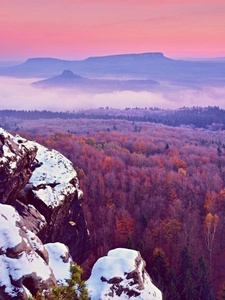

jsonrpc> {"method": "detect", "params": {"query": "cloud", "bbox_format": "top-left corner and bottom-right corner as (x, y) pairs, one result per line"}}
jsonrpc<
(0, 77), (225, 113)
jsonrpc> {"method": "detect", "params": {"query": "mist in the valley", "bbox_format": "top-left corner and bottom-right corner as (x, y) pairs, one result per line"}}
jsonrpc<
(0, 77), (225, 112)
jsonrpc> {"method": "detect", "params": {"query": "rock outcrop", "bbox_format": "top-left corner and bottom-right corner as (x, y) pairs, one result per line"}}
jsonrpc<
(0, 127), (90, 265)
(0, 126), (89, 298)
(87, 248), (162, 300)
(0, 128), (37, 204)
(0, 203), (56, 299)
(20, 138), (90, 264)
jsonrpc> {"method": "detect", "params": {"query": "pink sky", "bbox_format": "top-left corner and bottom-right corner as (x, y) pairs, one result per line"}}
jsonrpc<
(0, 0), (224, 60)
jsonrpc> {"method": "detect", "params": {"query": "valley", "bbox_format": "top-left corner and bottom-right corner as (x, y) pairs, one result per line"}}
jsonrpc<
(1, 107), (225, 298)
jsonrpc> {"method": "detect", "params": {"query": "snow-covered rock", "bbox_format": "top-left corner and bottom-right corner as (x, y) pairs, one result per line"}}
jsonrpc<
(0, 127), (37, 204)
(87, 248), (162, 300)
(22, 138), (90, 264)
(12, 135), (83, 209)
(45, 242), (73, 286)
(0, 203), (56, 300)
(0, 127), (90, 265)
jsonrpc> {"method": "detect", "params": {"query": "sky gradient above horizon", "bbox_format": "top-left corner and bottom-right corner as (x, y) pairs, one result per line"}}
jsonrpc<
(0, 0), (224, 60)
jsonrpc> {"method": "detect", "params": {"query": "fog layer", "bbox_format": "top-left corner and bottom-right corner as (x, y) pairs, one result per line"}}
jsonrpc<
(0, 77), (224, 111)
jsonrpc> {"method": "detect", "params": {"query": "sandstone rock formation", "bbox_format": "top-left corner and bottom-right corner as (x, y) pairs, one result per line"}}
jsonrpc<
(0, 203), (56, 299)
(87, 248), (162, 300)
(0, 126), (90, 299)
(0, 128), (37, 204)
(0, 127), (90, 265)
(21, 137), (90, 264)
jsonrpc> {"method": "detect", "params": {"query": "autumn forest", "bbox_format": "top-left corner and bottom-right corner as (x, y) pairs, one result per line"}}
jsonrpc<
(2, 107), (225, 299)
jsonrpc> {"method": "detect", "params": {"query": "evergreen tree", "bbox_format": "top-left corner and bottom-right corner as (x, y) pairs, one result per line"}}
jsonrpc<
(180, 246), (194, 275)
(125, 234), (135, 249)
(195, 255), (215, 300)
(164, 268), (180, 300)
(150, 248), (169, 293)
(29, 263), (89, 300)
(182, 269), (197, 300)
(179, 246), (196, 300)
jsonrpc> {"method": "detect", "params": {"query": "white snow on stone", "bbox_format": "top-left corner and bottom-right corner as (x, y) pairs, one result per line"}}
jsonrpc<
(2, 144), (14, 158)
(45, 242), (73, 286)
(26, 229), (46, 254)
(28, 142), (83, 208)
(0, 203), (53, 298)
(0, 128), (83, 208)
(0, 128), (36, 174)
(108, 248), (139, 261)
(0, 250), (51, 282)
(87, 248), (162, 300)
(0, 204), (22, 250)
(30, 147), (76, 185)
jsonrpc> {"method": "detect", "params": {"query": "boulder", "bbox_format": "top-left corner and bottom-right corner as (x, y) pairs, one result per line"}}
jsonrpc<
(87, 248), (162, 300)
(0, 203), (56, 300)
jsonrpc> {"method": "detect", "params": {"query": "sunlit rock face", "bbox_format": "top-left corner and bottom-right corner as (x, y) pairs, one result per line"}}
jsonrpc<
(87, 248), (162, 300)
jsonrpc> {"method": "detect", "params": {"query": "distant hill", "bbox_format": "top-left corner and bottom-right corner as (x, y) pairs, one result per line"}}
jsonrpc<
(0, 52), (169, 79)
(0, 61), (23, 68)
(0, 52), (225, 89)
(33, 69), (159, 92)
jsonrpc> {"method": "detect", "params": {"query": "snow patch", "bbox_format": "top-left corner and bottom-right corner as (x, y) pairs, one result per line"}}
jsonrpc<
(0, 204), (22, 251)
(87, 248), (162, 300)
(45, 242), (73, 285)
(28, 142), (83, 208)
(0, 128), (36, 174)
(0, 203), (54, 298)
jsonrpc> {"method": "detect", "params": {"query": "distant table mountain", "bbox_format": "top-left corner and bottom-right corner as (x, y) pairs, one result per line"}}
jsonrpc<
(1, 52), (225, 89)
(32, 69), (159, 92)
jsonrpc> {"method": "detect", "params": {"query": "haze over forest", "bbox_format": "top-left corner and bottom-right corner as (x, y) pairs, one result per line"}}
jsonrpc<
(0, 52), (225, 111)
(1, 0), (225, 111)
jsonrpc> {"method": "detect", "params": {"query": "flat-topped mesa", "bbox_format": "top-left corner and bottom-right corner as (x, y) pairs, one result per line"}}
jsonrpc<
(23, 57), (68, 66)
(84, 52), (167, 62)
